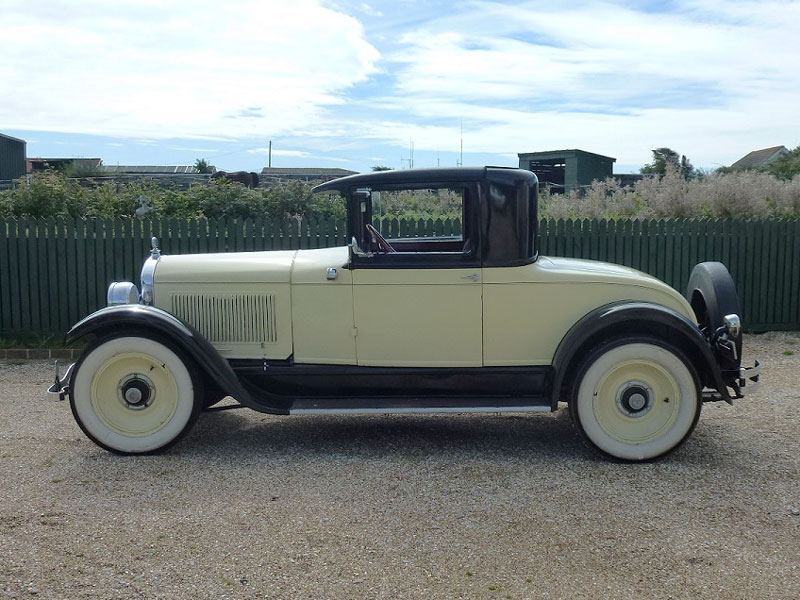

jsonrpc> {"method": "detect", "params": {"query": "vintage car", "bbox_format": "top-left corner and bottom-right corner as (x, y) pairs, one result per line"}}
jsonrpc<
(50, 167), (760, 460)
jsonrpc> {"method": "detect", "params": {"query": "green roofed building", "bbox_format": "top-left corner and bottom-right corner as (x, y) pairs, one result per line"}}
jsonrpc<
(518, 149), (615, 194)
(0, 133), (26, 182)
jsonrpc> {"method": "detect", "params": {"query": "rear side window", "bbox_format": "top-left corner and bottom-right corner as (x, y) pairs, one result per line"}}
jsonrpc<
(371, 187), (464, 243)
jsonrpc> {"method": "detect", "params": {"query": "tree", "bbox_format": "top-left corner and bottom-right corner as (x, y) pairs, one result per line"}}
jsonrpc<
(371, 165), (392, 171)
(194, 158), (213, 174)
(764, 145), (800, 180)
(640, 147), (696, 179)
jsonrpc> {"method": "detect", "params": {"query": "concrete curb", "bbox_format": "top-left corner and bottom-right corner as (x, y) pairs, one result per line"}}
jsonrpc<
(1, 348), (82, 361)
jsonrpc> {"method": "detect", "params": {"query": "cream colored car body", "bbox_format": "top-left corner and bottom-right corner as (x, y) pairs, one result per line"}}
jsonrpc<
(153, 246), (696, 367)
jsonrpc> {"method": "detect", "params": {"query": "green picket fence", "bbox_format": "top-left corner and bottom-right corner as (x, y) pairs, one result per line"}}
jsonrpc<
(0, 216), (798, 335)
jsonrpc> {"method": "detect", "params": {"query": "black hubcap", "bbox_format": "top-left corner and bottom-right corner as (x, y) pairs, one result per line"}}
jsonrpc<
(122, 378), (151, 407)
(620, 386), (649, 414)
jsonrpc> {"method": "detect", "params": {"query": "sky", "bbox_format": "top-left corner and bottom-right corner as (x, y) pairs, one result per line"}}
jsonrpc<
(2, 0), (799, 174)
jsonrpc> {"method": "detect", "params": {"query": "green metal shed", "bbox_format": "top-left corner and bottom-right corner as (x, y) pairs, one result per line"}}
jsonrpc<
(0, 133), (26, 183)
(518, 149), (615, 194)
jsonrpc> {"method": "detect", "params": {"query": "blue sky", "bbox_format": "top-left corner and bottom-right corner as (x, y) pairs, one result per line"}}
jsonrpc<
(2, 0), (799, 174)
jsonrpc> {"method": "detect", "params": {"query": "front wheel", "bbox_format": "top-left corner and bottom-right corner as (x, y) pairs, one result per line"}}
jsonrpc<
(569, 338), (701, 461)
(69, 335), (202, 454)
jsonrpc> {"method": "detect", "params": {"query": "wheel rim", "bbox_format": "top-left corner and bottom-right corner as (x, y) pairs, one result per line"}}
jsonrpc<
(592, 358), (681, 444)
(575, 342), (699, 460)
(90, 351), (179, 436)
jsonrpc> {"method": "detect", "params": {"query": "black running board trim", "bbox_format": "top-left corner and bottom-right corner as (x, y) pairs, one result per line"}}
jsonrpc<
(286, 395), (553, 414)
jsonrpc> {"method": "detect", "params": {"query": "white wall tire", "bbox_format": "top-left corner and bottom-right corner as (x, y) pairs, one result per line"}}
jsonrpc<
(570, 339), (701, 461)
(70, 336), (201, 454)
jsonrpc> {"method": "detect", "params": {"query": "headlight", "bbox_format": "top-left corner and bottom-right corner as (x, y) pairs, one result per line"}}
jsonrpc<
(107, 281), (140, 305)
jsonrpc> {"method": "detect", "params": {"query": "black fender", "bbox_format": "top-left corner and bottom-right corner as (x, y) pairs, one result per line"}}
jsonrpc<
(66, 304), (289, 414)
(686, 262), (742, 370)
(550, 301), (730, 409)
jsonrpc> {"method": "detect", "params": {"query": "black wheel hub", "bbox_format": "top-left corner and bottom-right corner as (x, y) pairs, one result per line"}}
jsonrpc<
(119, 375), (154, 409)
(616, 381), (653, 418)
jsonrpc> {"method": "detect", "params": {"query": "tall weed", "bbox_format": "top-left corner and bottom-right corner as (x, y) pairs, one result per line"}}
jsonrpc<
(541, 166), (800, 220)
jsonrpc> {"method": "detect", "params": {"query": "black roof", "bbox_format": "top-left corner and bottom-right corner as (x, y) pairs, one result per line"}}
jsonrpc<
(312, 166), (535, 193)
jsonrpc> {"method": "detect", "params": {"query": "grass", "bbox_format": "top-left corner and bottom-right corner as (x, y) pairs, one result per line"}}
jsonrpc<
(0, 334), (77, 349)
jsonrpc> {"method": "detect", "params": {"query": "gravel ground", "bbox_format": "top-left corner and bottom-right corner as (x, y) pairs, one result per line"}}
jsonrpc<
(1, 333), (798, 600)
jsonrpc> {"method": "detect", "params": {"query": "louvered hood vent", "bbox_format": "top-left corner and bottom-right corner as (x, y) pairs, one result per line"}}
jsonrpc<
(171, 293), (278, 344)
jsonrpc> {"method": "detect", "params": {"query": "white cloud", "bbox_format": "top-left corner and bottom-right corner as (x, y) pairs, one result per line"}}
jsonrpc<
(3, 0), (798, 170)
(0, 0), (379, 139)
(374, 0), (800, 166)
(169, 146), (220, 153)
(247, 147), (351, 163)
(254, 149), (313, 157)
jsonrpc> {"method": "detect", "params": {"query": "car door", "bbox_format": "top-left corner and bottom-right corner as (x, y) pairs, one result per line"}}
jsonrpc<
(350, 183), (483, 367)
(352, 266), (482, 367)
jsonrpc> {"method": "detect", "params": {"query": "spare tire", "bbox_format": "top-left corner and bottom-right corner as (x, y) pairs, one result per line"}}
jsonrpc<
(685, 262), (742, 361)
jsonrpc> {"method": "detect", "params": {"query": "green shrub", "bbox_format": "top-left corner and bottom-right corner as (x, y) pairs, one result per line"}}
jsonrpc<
(540, 166), (800, 220)
(0, 173), (347, 221)
(0, 171), (88, 217)
(2, 168), (799, 222)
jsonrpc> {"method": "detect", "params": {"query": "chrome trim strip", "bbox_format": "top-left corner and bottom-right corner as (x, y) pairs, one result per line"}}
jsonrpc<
(289, 406), (553, 415)
(140, 254), (159, 305)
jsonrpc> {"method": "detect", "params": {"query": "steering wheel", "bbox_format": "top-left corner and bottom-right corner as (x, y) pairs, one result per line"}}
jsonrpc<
(365, 224), (396, 253)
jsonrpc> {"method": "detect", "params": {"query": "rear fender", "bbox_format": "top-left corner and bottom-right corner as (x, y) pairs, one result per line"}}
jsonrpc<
(66, 304), (288, 414)
(551, 301), (729, 409)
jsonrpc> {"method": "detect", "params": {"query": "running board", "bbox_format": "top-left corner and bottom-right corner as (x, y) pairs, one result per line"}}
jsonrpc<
(287, 396), (553, 415)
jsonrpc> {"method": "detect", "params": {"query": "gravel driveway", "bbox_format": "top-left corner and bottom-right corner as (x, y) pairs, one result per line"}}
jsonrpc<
(1, 333), (798, 600)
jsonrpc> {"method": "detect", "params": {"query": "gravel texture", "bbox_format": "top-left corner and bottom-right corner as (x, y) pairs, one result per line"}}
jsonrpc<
(1, 333), (798, 600)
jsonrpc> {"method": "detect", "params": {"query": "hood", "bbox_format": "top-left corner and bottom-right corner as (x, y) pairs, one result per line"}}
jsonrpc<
(155, 250), (297, 284)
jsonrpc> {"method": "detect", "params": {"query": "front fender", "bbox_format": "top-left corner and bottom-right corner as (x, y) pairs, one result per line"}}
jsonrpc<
(67, 304), (288, 414)
(551, 301), (730, 409)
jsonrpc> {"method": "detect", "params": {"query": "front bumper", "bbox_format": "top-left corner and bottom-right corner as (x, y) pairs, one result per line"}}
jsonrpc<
(47, 361), (75, 401)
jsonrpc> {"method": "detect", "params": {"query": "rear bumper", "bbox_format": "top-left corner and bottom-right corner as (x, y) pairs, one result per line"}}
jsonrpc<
(702, 360), (760, 403)
(732, 361), (761, 398)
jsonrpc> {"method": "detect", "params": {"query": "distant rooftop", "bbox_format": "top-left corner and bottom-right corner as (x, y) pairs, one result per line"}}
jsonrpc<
(27, 157), (102, 173)
(101, 165), (200, 174)
(28, 157), (101, 164)
(260, 167), (358, 180)
(730, 146), (788, 170)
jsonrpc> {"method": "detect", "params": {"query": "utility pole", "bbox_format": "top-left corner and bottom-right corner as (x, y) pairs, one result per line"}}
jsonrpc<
(458, 122), (463, 167)
(268, 140), (272, 168)
(410, 140), (414, 169)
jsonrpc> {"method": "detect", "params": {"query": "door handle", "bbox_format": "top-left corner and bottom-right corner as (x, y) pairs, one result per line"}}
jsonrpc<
(461, 273), (480, 281)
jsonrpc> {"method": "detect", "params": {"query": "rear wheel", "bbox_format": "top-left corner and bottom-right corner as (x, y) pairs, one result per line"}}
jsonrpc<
(569, 337), (701, 461)
(70, 335), (202, 454)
